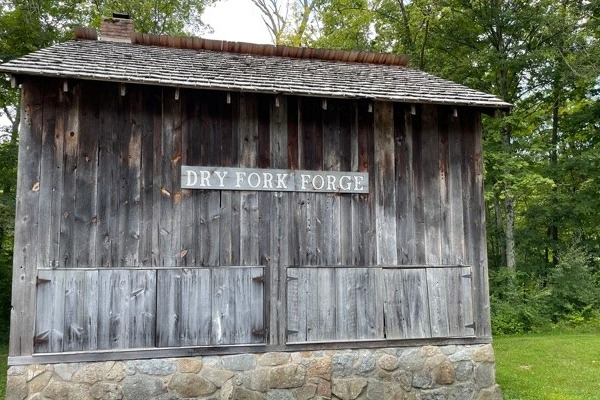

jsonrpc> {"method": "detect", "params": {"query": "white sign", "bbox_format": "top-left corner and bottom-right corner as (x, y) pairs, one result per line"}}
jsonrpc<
(181, 166), (369, 193)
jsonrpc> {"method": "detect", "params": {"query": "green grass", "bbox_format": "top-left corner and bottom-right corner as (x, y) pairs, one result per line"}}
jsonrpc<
(495, 332), (600, 400)
(0, 338), (7, 399)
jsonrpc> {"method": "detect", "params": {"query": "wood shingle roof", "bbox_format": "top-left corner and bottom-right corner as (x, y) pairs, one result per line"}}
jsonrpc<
(0, 38), (510, 109)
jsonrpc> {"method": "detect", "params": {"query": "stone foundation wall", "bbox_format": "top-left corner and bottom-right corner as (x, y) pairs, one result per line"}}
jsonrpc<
(6, 344), (502, 400)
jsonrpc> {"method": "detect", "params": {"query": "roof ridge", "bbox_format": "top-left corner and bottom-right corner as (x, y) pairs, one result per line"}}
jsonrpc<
(73, 27), (409, 67)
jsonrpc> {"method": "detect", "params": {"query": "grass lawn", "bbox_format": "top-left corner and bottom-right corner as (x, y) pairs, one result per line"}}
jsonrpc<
(0, 340), (7, 399)
(495, 332), (600, 400)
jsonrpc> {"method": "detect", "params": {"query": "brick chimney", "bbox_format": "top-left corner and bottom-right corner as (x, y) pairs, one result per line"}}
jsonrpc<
(100, 13), (134, 43)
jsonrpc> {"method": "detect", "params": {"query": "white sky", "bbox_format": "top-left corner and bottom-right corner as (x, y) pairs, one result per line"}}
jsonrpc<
(202, 0), (272, 44)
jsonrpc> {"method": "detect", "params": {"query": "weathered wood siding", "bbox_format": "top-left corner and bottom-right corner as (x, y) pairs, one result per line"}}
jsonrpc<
(10, 78), (490, 356)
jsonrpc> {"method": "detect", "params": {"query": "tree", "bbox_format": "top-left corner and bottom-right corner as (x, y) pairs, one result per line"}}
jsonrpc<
(251, 0), (321, 45)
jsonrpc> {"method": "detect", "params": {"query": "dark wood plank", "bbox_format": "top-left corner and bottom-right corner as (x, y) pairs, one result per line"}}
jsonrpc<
(374, 102), (397, 265)
(95, 84), (118, 267)
(395, 105), (416, 264)
(37, 86), (58, 269)
(58, 84), (80, 268)
(421, 104), (442, 265)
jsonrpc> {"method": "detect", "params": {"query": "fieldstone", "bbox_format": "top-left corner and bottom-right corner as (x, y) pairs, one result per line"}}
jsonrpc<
(331, 378), (367, 400)
(424, 354), (449, 371)
(366, 380), (406, 400)
(476, 384), (503, 400)
(243, 368), (270, 392)
(168, 373), (217, 397)
(177, 358), (203, 373)
(448, 349), (472, 362)
(355, 353), (376, 375)
(398, 349), (425, 372)
(455, 361), (474, 381)
(222, 354), (257, 371)
(201, 367), (235, 387)
(472, 345), (495, 363)
(26, 365), (48, 382)
(421, 346), (443, 357)
(53, 364), (79, 381)
(132, 359), (176, 376)
(42, 380), (73, 399)
(122, 375), (163, 400)
(474, 364), (496, 389)
(433, 361), (456, 385)
(317, 378), (332, 397)
(392, 370), (412, 391)
(269, 365), (306, 389)
(72, 363), (111, 384)
(377, 355), (400, 371)
(68, 384), (93, 400)
(266, 389), (295, 400)
(307, 357), (332, 380)
(412, 371), (434, 389)
(90, 382), (123, 400)
(332, 353), (356, 378)
(292, 383), (318, 400)
(259, 352), (290, 366)
(227, 387), (266, 400)
(105, 362), (126, 382)
(29, 371), (52, 394)
(221, 379), (235, 400)
(440, 345), (457, 355)
(7, 366), (26, 376)
(6, 375), (28, 400)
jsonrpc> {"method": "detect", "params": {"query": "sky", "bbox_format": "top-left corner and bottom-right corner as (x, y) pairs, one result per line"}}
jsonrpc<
(202, 0), (273, 44)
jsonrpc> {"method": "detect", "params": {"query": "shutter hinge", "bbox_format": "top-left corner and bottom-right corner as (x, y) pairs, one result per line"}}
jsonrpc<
(287, 276), (298, 281)
(252, 275), (265, 283)
(465, 323), (476, 330)
(461, 273), (472, 279)
(287, 329), (298, 335)
(252, 328), (266, 336)
(36, 277), (51, 286)
(34, 330), (50, 345)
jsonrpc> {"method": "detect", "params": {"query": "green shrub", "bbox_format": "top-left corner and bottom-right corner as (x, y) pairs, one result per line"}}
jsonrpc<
(545, 246), (600, 324)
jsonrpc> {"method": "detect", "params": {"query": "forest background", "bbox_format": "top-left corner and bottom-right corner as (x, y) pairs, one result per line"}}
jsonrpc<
(0, 0), (599, 342)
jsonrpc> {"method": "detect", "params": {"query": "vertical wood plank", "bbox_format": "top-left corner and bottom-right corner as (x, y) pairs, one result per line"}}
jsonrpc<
(353, 102), (374, 266)
(82, 270), (99, 351)
(403, 269), (431, 338)
(156, 269), (182, 347)
(73, 84), (99, 267)
(395, 105), (416, 264)
(10, 81), (43, 356)
(322, 100), (341, 265)
(63, 270), (86, 351)
(447, 110), (466, 264)
(97, 270), (131, 349)
(426, 268), (450, 338)
(269, 95), (288, 345)
(382, 269), (408, 340)
(59, 84), (80, 268)
(421, 104), (442, 265)
(139, 88), (159, 267)
(37, 86), (58, 268)
(95, 84), (118, 267)
(239, 94), (260, 266)
(128, 270), (156, 348)
(411, 107), (426, 264)
(374, 102), (397, 265)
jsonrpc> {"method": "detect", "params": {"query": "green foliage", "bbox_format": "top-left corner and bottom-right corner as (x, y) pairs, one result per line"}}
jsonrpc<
(489, 269), (551, 334)
(85, 0), (216, 35)
(490, 247), (600, 334)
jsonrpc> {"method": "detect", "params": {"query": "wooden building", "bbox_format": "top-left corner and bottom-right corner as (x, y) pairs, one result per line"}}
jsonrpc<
(1, 15), (509, 399)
